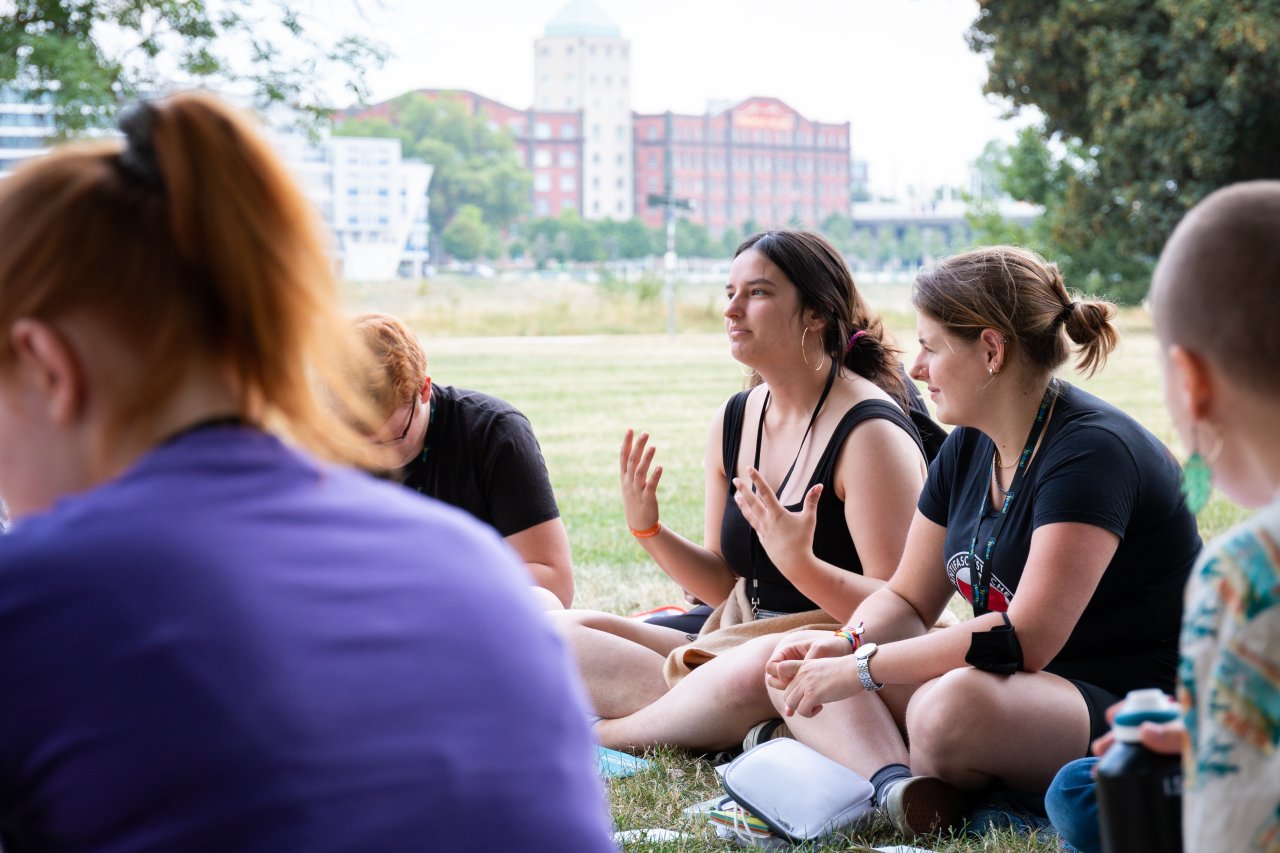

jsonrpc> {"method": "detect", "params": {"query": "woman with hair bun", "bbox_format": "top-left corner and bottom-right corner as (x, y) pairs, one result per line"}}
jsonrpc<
(552, 229), (931, 754)
(764, 245), (1202, 839)
(0, 93), (613, 851)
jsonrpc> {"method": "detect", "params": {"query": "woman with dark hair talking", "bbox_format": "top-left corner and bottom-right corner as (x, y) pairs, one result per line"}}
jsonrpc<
(551, 230), (931, 753)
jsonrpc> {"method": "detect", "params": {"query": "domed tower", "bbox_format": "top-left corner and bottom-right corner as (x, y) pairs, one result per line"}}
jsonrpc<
(535, 0), (633, 221)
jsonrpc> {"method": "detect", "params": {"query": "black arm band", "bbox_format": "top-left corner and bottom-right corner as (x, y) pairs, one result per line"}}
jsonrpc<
(964, 612), (1024, 674)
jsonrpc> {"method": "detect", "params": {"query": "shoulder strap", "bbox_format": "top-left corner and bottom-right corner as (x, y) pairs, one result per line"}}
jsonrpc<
(806, 399), (925, 493)
(722, 389), (752, 479)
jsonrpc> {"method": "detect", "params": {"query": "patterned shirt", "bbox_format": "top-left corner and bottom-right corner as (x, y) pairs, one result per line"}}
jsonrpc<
(1179, 495), (1280, 851)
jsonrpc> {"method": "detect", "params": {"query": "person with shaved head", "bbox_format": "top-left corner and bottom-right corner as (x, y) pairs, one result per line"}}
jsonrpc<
(1047, 182), (1280, 852)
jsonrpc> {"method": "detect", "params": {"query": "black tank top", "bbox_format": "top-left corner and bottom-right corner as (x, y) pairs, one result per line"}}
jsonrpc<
(719, 392), (924, 614)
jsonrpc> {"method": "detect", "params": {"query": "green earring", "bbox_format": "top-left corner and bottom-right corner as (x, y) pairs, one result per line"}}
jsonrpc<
(1180, 443), (1213, 515)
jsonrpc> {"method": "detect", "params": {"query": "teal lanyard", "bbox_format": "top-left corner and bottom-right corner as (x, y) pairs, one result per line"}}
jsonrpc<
(407, 396), (437, 495)
(968, 381), (1057, 614)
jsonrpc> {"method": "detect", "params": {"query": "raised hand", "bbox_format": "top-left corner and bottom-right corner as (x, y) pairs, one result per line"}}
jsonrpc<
(732, 467), (820, 576)
(619, 428), (663, 531)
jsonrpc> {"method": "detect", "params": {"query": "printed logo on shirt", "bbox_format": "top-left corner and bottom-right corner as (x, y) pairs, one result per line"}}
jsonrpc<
(945, 550), (1013, 612)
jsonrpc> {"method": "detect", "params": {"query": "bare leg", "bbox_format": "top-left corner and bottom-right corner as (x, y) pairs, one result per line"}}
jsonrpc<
(762, 680), (913, 779)
(905, 667), (1090, 792)
(547, 610), (689, 719)
(596, 633), (782, 753)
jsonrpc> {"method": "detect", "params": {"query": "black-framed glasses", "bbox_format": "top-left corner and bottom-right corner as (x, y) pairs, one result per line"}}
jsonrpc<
(372, 401), (416, 445)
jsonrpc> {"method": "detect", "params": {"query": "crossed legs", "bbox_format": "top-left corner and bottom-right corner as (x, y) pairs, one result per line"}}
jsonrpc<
(548, 609), (785, 753)
(766, 663), (1092, 793)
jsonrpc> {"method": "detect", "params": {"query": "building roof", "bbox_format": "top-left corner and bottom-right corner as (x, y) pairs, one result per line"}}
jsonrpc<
(544, 0), (621, 38)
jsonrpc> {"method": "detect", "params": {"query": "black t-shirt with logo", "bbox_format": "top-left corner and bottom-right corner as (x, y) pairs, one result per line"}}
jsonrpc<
(917, 383), (1201, 696)
(401, 385), (560, 538)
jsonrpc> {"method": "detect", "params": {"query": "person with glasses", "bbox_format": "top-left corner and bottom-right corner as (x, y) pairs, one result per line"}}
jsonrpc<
(0, 93), (614, 851)
(355, 312), (575, 608)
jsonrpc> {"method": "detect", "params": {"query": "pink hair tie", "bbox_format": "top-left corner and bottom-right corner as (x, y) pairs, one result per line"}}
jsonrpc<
(845, 330), (868, 353)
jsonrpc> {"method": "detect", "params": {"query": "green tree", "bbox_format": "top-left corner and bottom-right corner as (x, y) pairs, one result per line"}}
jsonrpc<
(847, 229), (875, 269)
(441, 204), (488, 261)
(820, 211), (855, 254)
(559, 210), (604, 262)
(968, 0), (1280, 301)
(675, 219), (713, 258)
(719, 223), (742, 258)
(609, 218), (655, 260)
(337, 93), (531, 244)
(0, 0), (385, 136)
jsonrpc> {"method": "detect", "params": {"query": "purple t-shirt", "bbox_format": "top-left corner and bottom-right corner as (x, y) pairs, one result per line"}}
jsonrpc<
(0, 426), (614, 852)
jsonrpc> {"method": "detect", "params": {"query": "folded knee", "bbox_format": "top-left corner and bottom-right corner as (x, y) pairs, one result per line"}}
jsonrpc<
(906, 669), (1000, 773)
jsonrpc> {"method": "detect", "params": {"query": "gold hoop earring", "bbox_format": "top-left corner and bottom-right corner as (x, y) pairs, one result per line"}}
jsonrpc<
(988, 364), (1001, 377)
(801, 327), (825, 372)
(740, 364), (757, 378)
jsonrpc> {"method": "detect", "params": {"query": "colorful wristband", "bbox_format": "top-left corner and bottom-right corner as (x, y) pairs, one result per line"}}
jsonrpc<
(630, 521), (662, 539)
(833, 621), (864, 652)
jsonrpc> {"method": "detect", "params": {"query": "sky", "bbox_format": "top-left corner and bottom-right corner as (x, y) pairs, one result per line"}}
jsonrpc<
(349, 0), (1038, 199)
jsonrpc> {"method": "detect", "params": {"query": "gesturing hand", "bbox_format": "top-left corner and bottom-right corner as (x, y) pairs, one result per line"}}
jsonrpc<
(620, 429), (662, 531)
(732, 467), (819, 577)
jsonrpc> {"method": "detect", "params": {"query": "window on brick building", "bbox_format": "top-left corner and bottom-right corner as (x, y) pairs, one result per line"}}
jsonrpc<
(534, 174), (551, 191)
(560, 150), (576, 167)
(534, 149), (551, 167)
(560, 174), (576, 191)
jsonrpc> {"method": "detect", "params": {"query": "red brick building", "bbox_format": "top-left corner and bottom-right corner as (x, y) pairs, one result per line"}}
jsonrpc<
(351, 89), (586, 220)
(633, 97), (850, 236)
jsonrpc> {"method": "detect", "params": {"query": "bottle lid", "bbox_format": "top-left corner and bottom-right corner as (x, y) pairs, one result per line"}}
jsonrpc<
(1112, 688), (1179, 742)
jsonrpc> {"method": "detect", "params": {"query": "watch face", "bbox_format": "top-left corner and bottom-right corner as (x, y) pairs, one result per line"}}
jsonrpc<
(855, 642), (877, 660)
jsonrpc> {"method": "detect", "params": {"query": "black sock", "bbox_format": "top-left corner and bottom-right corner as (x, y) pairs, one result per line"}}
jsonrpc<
(869, 763), (913, 806)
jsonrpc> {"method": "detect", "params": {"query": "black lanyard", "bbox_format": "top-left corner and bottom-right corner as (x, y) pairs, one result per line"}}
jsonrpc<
(968, 380), (1057, 615)
(746, 360), (837, 613)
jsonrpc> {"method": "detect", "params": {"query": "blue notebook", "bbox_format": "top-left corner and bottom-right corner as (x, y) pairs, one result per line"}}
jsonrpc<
(596, 745), (651, 778)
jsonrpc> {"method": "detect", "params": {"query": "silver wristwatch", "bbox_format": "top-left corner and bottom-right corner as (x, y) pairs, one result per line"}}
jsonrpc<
(854, 642), (883, 692)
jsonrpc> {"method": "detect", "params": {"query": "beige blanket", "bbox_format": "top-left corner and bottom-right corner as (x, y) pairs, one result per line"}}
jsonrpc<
(662, 579), (839, 687)
(661, 577), (960, 687)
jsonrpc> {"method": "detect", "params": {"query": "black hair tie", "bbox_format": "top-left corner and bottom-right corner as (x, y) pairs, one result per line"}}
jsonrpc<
(1056, 301), (1076, 326)
(116, 101), (164, 191)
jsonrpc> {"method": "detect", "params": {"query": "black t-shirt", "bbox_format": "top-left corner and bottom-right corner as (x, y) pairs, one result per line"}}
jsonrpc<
(400, 385), (560, 537)
(720, 391), (925, 614)
(917, 383), (1201, 696)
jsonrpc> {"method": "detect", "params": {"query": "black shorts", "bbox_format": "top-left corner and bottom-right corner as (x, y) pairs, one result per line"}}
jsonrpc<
(1069, 679), (1123, 749)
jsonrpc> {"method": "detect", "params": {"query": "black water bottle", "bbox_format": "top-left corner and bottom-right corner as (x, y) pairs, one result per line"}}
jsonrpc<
(1095, 688), (1183, 853)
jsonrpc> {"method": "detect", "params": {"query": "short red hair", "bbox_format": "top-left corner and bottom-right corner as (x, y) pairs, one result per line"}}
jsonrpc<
(353, 313), (429, 417)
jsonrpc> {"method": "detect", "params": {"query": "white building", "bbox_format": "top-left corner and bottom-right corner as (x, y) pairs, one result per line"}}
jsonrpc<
(0, 88), (54, 178)
(534, 0), (633, 220)
(273, 133), (433, 281)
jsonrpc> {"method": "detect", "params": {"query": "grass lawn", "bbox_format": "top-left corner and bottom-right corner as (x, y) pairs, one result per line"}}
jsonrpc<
(345, 274), (1247, 852)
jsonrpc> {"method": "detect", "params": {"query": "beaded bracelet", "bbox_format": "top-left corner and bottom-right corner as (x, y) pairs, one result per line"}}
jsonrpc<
(630, 521), (662, 539)
(833, 621), (865, 651)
